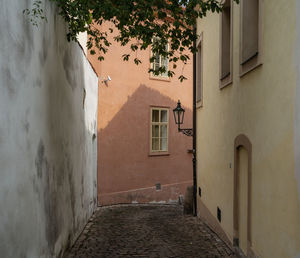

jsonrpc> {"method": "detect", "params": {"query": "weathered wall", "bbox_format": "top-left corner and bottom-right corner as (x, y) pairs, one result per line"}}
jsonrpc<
(88, 22), (193, 205)
(78, 32), (88, 55)
(196, 0), (300, 257)
(0, 0), (98, 257)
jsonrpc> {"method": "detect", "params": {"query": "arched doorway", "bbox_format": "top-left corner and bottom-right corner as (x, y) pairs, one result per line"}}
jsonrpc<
(233, 134), (252, 256)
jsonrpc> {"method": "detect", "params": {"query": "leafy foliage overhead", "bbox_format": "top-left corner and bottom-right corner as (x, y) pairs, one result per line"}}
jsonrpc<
(26, 0), (239, 80)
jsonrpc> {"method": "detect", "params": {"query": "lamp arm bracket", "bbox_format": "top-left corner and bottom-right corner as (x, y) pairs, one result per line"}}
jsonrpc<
(179, 128), (193, 137)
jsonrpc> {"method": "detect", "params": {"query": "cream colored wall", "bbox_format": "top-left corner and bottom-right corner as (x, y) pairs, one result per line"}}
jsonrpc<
(196, 1), (300, 257)
(295, 0), (300, 213)
(237, 147), (248, 255)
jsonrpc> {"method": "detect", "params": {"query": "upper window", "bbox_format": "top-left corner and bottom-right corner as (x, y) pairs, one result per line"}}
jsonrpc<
(196, 34), (203, 107)
(150, 108), (169, 153)
(240, 0), (262, 75)
(220, 0), (232, 88)
(151, 38), (169, 78)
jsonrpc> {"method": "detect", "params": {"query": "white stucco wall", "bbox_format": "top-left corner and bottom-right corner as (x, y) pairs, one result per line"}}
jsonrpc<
(78, 32), (88, 55)
(0, 0), (98, 257)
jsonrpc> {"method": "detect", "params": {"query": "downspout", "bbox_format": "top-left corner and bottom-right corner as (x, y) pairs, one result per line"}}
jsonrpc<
(192, 25), (197, 217)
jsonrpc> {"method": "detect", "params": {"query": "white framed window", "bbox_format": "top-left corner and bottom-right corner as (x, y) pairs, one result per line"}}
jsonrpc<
(150, 108), (169, 152)
(151, 38), (169, 78)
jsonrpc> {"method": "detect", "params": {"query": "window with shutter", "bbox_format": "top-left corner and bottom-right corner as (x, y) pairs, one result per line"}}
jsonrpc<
(240, 0), (262, 75)
(220, 0), (232, 88)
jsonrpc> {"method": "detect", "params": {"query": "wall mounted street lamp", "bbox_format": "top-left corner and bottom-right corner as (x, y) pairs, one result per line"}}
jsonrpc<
(173, 100), (193, 137)
(173, 99), (197, 217)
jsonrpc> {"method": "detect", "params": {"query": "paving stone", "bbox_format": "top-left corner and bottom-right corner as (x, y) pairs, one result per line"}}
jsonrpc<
(64, 204), (237, 258)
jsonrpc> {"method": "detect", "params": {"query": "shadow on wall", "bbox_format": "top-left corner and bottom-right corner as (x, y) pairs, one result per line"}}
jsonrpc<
(98, 84), (193, 205)
(34, 37), (97, 257)
(39, 38), (97, 255)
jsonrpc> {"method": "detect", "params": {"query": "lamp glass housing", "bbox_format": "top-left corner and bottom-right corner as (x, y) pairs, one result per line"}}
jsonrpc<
(173, 100), (185, 125)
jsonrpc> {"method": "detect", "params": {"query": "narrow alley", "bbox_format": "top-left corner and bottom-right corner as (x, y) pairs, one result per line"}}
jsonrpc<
(64, 205), (236, 258)
(2, 1), (300, 257)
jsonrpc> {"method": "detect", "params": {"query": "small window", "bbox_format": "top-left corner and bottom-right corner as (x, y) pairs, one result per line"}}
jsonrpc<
(150, 108), (169, 152)
(220, 0), (232, 88)
(151, 38), (169, 78)
(240, 0), (262, 75)
(196, 34), (203, 107)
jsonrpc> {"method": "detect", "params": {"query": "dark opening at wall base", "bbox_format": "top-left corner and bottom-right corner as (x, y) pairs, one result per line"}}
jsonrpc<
(217, 207), (221, 222)
(233, 237), (239, 247)
(155, 183), (161, 191)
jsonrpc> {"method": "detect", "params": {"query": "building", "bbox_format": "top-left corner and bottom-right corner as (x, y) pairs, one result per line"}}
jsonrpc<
(195, 0), (300, 257)
(88, 22), (193, 205)
(0, 0), (98, 256)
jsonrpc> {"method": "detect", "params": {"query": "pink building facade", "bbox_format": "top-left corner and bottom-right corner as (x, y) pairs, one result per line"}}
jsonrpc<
(88, 23), (193, 205)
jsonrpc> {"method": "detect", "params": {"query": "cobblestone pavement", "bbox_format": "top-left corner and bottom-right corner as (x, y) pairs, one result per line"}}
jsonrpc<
(64, 204), (237, 258)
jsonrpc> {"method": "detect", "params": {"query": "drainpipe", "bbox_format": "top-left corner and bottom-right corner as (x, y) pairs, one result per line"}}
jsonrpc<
(192, 25), (197, 217)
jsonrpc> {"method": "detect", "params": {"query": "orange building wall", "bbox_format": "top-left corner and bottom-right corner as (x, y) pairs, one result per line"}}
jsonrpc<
(88, 22), (193, 205)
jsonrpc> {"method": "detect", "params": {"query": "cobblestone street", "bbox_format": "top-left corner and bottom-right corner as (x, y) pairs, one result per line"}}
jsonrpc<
(64, 204), (236, 258)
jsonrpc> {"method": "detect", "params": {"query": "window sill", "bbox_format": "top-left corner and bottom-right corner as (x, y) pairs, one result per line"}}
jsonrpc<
(220, 74), (232, 89)
(240, 62), (262, 77)
(240, 55), (262, 77)
(148, 152), (170, 157)
(196, 100), (203, 109)
(149, 75), (171, 82)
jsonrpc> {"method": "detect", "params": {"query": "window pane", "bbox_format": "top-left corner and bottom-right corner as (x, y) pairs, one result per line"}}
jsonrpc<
(162, 56), (168, 67)
(161, 110), (168, 122)
(154, 54), (160, 72)
(152, 110), (159, 122)
(221, 3), (231, 79)
(242, 0), (259, 63)
(161, 57), (168, 76)
(160, 125), (167, 138)
(152, 138), (159, 151)
(152, 125), (159, 137)
(160, 138), (168, 151)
